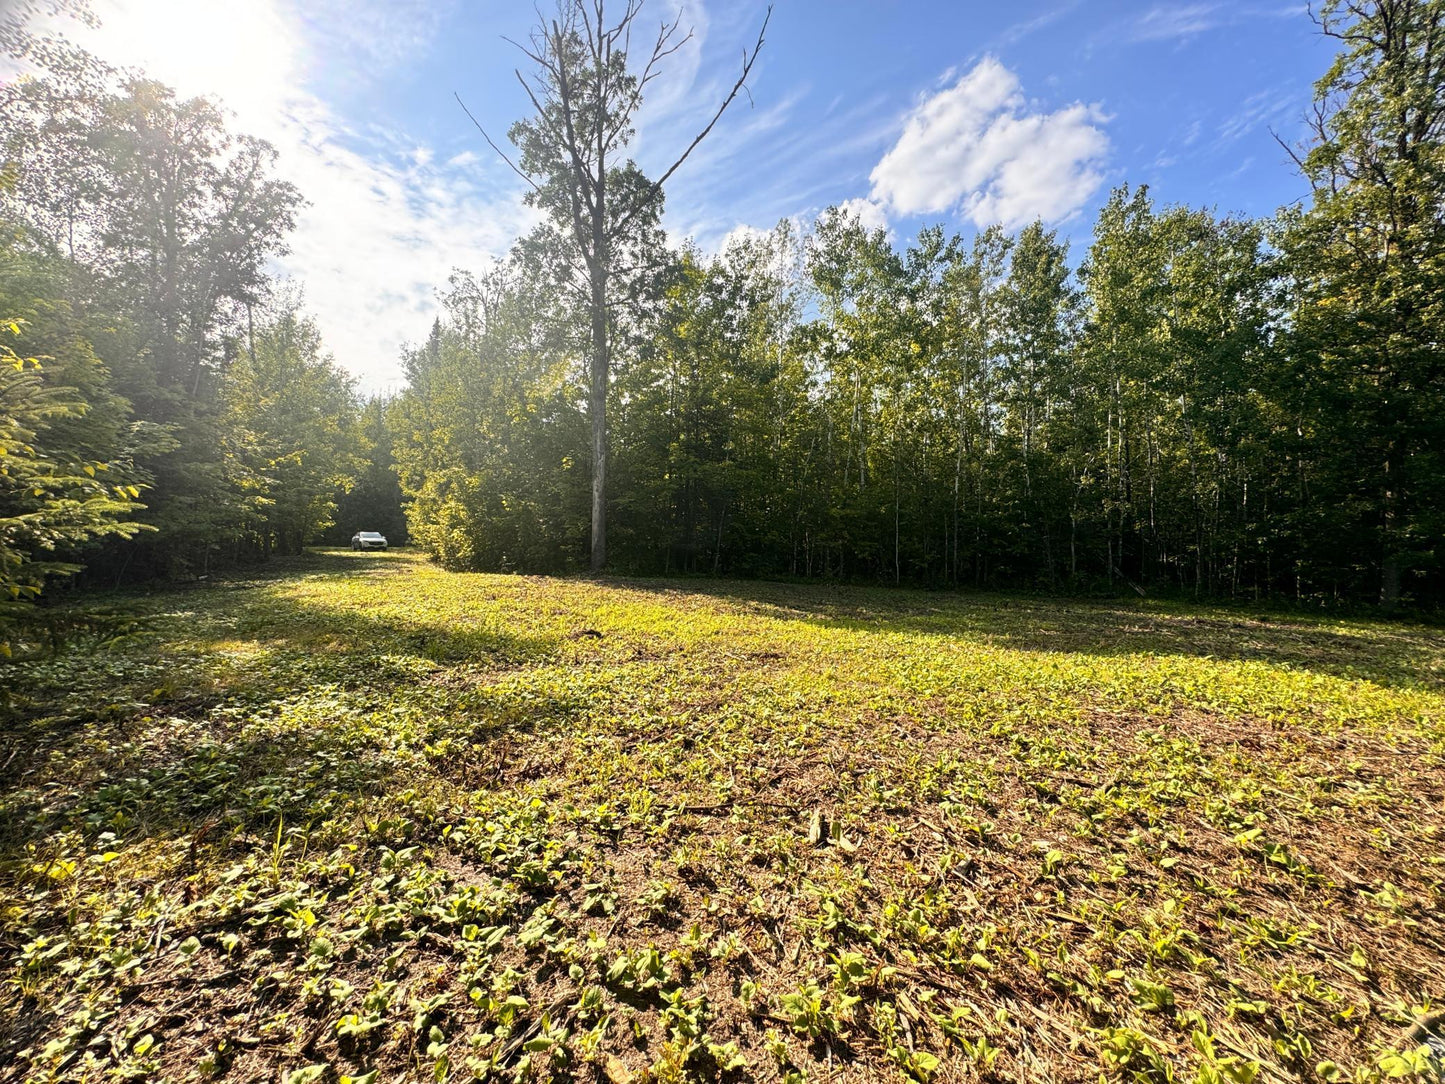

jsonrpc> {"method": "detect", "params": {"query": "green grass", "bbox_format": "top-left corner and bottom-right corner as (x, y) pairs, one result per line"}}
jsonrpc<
(3, 549), (1444, 1083)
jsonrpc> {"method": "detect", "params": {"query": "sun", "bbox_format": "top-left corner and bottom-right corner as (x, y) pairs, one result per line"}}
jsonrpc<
(71, 0), (302, 125)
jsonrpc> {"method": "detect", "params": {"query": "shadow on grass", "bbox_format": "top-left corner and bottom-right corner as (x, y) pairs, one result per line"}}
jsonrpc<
(0, 555), (567, 858)
(607, 575), (1445, 693)
(7, 551), (1443, 866)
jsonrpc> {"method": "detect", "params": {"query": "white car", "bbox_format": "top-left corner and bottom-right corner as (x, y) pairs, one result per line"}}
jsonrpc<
(351, 531), (388, 550)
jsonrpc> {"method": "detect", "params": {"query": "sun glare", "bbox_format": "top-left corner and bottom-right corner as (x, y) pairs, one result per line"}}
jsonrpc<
(79, 0), (300, 123)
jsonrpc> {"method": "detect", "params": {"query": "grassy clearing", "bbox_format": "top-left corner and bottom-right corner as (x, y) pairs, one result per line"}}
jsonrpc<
(3, 550), (1444, 1084)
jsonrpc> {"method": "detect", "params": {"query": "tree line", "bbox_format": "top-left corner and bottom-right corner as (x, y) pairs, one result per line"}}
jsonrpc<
(0, 31), (374, 648)
(393, 0), (1445, 607)
(2, 0), (1442, 640)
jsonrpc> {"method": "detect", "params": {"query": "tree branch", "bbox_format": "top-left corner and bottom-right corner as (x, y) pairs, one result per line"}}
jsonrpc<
(614, 5), (772, 234)
(453, 92), (542, 196)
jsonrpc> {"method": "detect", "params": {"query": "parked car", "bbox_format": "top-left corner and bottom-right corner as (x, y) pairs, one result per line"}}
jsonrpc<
(351, 531), (388, 550)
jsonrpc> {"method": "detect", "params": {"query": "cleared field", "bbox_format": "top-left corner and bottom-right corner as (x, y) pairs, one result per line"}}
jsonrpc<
(3, 550), (1444, 1083)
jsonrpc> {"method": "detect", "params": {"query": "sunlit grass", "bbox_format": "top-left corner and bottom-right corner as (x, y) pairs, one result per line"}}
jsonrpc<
(3, 550), (1443, 1082)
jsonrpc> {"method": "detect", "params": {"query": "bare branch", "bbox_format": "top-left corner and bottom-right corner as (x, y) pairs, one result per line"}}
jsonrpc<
(454, 91), (542, 195)
(511, 62), (590, 203)
(548, 22), (603, 212)
(615, 4), (772, 234)
(1270, 126), (1307, 172)
(501, 33), (553, 70)
(609, 9), (690, 146)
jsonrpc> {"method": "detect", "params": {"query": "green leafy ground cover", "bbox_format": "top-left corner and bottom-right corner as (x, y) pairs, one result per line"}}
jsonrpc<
(3, 551), (1444, 1084)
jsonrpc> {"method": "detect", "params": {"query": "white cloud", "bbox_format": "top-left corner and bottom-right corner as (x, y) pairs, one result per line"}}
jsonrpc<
(714, 218), (805, 281)
(834, 197), (890, 235)
(868, 57), (1109, 230)
(269, 108), (537, 394)
(718, 223), (773, 252)
(67, 0), (300, 119)
(26, 0), (526, 393)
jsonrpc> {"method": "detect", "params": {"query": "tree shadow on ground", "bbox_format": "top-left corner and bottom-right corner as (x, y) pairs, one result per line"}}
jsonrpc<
(0, 565), (566, 858)
(607, 575), (1445, 693)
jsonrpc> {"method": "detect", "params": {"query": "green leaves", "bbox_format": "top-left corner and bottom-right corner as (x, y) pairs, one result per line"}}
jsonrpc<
(1278, 0), (1445, 608)
(0, 309), (145, 642)
(1128, 976), (1176, 1013)
(7, 547), (1445, 1084)
(336, 1012), (385, 1038)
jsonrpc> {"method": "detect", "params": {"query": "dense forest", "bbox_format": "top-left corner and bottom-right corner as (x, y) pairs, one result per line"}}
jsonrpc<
(2, 0), (1443, 639)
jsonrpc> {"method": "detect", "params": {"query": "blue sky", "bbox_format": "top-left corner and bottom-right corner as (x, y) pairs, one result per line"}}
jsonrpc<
(39, 1), (1338, 390)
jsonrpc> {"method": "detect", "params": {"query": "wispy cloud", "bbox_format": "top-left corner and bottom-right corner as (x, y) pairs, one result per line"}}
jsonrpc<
(994, 1), (1084, 49)
(268, 109), (538, 393)
(299, 0), (454, 80)
(657, 83), (812, 246)
(868, 57), (1110, 230)
(631, 0), (713, 140)
(1216, 84), (1301, 144)
(1127, 4), (1221, 43)
(1103, 3), (1305, 48)
(622, 0), (803, 250)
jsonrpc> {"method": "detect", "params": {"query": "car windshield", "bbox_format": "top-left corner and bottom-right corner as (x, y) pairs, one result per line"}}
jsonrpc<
(359, 532), (384, 539)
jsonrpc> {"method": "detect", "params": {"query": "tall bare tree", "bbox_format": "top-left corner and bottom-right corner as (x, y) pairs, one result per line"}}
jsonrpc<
(460, 0), (769, 571)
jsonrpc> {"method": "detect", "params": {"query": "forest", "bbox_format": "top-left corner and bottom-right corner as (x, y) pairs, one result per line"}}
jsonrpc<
(5, 4), (1445, 1083)
(1, 0), (1443, 656)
